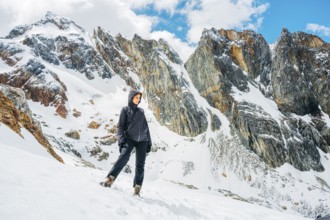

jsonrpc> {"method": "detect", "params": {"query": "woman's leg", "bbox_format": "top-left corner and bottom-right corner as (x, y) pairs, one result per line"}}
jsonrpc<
(107, 139), (135, 178)
(133, 141), (148, 187)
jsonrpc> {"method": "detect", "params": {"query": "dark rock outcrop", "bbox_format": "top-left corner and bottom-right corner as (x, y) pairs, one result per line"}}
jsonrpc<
(271, 29), (329, 115)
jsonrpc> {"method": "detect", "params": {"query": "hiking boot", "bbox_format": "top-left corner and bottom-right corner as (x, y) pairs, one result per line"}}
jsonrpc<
(133, 184), (141, 196)
(100, 175), (115, 187)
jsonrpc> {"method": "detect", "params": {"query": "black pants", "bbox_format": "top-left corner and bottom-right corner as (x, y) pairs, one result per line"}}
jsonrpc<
(107, 139), (148, 187)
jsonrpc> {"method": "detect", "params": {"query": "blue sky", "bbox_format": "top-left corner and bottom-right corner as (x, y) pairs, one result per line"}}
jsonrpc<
(259, 0), (330, 43)
(0, 0), (329, 61)
(134, 1), (191, 42)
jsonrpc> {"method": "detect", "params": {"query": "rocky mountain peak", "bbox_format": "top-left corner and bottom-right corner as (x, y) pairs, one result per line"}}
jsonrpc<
(5, 11), (85, 39)
(36, 11), (85, 33)
(293, 31), (326, 48)
(200, 28), (265, 45)
(199, 27), (225, 45)
(272, 28), (330, 116)
(279, 27), (290, 36)
(278, 28), (326, 48)
(218, 28), (262, 42)
(186, 27), (271, 104)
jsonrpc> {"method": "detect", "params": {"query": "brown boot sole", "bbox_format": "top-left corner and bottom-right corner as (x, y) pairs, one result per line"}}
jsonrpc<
(99, 182), (112, 187)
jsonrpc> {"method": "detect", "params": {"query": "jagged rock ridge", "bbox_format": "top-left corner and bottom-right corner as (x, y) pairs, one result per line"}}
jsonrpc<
(185, 28), (330, 171)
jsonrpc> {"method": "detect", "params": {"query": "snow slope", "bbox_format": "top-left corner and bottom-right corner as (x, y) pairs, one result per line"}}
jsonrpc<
(0, 125), (312, 220)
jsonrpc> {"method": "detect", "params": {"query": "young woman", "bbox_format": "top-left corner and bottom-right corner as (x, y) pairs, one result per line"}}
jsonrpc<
(100, 90), (152, 196)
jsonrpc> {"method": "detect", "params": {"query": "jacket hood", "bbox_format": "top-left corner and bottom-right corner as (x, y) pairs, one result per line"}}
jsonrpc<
(128, 90), (142, 106)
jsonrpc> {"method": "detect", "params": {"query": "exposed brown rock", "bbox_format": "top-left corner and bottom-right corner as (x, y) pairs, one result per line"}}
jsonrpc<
(108, 125), (117, 134)
(0, 49), (19, 66)
(99, 135), (117, 145)
(0, 91), (22, 135)
(88, 121), (101, 129)
(72, 108), (82, 117)
(0, 87), (63, 163)
(231, 45), (249, 73)
(56, 104), (68, 118)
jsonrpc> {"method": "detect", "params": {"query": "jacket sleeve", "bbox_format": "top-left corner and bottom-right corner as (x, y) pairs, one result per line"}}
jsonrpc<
(117, 107), (127, 146)
(146, 121), (152, 147)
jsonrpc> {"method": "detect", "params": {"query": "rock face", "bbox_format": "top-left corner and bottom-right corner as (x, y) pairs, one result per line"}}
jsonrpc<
(185, 28), (329, 171)
(185, 28), (272, 113)
(0, 58), (68, 117)
(271, 29), (329, 115)
(0, 84), (63, 163)
(232, 101), (325, 171)
(94, 27), (208, 136)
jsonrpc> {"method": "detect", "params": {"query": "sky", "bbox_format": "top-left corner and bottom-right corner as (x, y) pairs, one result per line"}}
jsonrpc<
(0, 0), (329, 61)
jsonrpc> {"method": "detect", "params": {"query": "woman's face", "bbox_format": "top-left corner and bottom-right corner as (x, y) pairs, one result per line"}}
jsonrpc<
(132, 94), (141, 105)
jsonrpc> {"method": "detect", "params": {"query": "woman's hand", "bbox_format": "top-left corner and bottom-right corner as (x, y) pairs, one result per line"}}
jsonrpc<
(119, 143), (127, 153)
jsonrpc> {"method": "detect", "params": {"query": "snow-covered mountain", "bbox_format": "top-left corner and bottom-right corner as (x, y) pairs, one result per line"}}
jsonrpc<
(1, 12), (329, 219)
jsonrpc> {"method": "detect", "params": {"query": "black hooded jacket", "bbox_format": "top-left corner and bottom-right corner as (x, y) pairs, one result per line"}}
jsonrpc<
(117, 90), (152, 147)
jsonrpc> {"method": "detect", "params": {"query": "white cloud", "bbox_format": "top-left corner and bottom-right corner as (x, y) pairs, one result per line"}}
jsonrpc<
(151, 30), (195, 62)
(0, 0), (155, 39)
(153, 0), (180, 15)
(185, 0), (269, 43)
(65, 0), (155, 39)
(306, 23), (330, 37)
(0, 0), (90, 36)
(125, 0), (180, 15)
